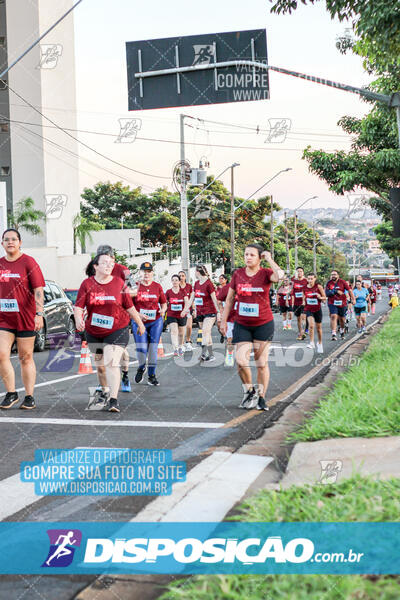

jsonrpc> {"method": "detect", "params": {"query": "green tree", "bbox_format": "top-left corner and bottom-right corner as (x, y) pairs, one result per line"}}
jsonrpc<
(72, 213), (104, 254)
(8, 197), (45, 236)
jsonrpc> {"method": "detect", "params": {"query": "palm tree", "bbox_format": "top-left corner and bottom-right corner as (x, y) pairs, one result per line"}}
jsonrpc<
(72, 213), (104, 254)
(8, 197), (46, 235)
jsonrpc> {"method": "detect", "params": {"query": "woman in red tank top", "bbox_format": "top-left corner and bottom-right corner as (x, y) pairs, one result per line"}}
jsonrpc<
(303, 273), (326, 353)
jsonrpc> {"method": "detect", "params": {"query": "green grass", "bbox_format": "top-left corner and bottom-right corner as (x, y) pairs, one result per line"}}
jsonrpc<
(289, 309), (400, 442)
(160, 476), (400, 600)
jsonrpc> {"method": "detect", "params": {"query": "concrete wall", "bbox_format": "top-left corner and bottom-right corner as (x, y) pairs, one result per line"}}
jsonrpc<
(5, 0), (80, 254)
(85, 229), (141, 255)
(23, 247), (91, 288)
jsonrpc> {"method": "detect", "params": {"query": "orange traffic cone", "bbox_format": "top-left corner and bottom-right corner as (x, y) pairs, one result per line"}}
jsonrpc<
(78, 341), (93, 374)
(157, 339), (165, 358)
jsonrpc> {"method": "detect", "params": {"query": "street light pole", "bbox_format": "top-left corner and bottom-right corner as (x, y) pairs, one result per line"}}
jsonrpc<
(270, 196), (274, 261)
(284, 210), (290, 274)
(230, 163), (240, 271)
(294, 210), (298, 270)
(180, 114), (190, 278)
(313, 220), (317, 274)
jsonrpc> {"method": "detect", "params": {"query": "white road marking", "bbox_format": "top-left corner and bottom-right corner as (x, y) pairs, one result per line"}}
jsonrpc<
(0, 417), (224, 429)
(134, 451), (272, 522)
(0, 354), (174, 398)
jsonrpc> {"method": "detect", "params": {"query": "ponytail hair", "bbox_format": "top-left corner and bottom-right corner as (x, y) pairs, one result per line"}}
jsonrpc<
(86, 254), (102, 277)
(196, 264), (210, 279)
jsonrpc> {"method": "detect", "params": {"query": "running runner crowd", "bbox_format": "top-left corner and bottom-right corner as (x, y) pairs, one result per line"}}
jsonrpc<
(0, 229), (388, 414)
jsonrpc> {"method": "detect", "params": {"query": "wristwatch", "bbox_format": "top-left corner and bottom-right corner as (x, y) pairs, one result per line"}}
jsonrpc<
(36, 311), (44, 316)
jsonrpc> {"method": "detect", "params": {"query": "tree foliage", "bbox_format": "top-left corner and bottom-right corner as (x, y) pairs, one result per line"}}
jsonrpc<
(9, 197), (45, 236)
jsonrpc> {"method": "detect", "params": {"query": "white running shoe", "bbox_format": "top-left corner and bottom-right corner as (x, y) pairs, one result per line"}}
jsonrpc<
(185, 341), (193, 352)
(316, 342), (323, 354)
(307, 342), (315, 350)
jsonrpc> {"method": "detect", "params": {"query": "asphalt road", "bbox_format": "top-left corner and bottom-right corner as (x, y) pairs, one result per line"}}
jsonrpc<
(0, 295), (389, 599)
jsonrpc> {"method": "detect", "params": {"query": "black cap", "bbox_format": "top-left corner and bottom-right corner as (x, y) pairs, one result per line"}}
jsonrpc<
(140, 261), (153, 271)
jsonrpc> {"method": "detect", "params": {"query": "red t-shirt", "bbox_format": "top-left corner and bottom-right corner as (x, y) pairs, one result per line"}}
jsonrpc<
(291, 277), (308, 306)
(194, 279), (216, 316)
(217, 282), (237, 322)
(230, 267), (273, 326)
(180, 283), (192, 298)
(304, 284), (322, 312)
(326, 278), (350, 307)
(0, 254), (45, 331)
(112, 262), (130, 282)
(165, 288), (186, 317)
(277, 286), (292, 308)
(75, 276), (133, 336)
(133, 281), (166, 322)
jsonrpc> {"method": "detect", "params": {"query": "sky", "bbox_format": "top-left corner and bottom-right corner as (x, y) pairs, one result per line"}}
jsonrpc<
(70, 0), (373, 210)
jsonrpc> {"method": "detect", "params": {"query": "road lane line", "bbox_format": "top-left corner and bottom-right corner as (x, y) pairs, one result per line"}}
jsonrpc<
(0, 417), (224, 429)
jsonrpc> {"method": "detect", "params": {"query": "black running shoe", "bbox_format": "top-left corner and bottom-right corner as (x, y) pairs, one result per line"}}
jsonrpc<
(108, 398), (120, 413)
(148, 375), (160, 386)
(20, 395), (36, 410)
(256, 397), (269, 411)
(122, 371), (129, 385)
(220, 334), (225, 344)
(0, 392), (19, 410)
(331, 333), (337, 341)
(340, 331), (345, 339)
(135, 366), (146, 384)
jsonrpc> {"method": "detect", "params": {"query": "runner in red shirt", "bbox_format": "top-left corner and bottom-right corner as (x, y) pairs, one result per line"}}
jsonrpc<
(165, 274), (190, 356)
(0, 228), (45, 410)
(131, 262), (167, 386)
(75, 253), (144, 413)
(325, 270), (355, 340)
(276, 276), (293, 330)
(178, 271), (193, 351)
(216, 274), (237, 367)
(302, 273), (326, 353)
(96, 244), (131, 391)
(188, 265), (219, 362)
(221, 244), (284, 411)
(291, 267), (308, 340)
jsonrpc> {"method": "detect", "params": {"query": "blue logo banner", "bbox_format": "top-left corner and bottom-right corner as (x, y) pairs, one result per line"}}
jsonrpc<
(0, 522), (399, 574)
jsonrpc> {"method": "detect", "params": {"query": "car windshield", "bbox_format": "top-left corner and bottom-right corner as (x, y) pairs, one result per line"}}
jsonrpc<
(64, 289), (78, 304)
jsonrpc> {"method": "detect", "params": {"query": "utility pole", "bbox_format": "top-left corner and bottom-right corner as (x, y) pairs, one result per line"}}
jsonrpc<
(180, 114), (190, 277)
(312, 220), (317, 274)
(294, 210), (298, 270)
(331, 236), (335, 269)
(230, 165), (235, 272)
(284, 210), (290, 274)
(352, 247), (356, 285)
(270, 197), (274, 261)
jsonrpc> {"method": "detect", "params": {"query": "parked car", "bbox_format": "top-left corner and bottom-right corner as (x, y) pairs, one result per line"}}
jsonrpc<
(34, 280), (76, 352)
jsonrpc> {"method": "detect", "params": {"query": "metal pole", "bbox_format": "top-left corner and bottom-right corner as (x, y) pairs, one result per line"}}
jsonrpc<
(180, 114), (190, 277)
(230, 166), (235, 272)
(284, 210), (290, 274)
(312, 220), (317, 274)
(294, 210), (298, 270)
(353, 248), (356, 285)
(270, 197), (274, 261)
(0, 0), (84, 80)
(331, 236), (335, 269)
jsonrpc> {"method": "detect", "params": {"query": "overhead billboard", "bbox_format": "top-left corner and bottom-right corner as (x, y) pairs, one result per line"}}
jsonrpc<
(126, 29), (269, 111)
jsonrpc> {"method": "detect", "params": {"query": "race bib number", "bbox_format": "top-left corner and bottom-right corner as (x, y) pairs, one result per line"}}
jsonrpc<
(171, 304), (182, 311)
(238, 302), (259, 317)
(306, 298), (318, 306)
(334, 300), (342, 306)
(195, 297), (203, 306)
(91, 313), (114, 329)
(140, 308), (157, 320)
(0, 299), (19, 312)
(295, 292), (303, 298)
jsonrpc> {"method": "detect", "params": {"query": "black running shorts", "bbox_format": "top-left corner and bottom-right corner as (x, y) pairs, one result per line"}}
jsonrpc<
(166, 316), (187, 327)
(232, 320), (274, 344)
(86, 326), (130, 354)
(305, 309), (323, 324)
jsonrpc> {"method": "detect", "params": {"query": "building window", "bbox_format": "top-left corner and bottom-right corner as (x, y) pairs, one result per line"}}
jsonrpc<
(0, 122), (9, 133)
(1, 167), (10, 176)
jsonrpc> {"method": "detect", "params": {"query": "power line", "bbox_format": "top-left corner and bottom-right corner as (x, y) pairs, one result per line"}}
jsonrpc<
(5, 84), (171, 180)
